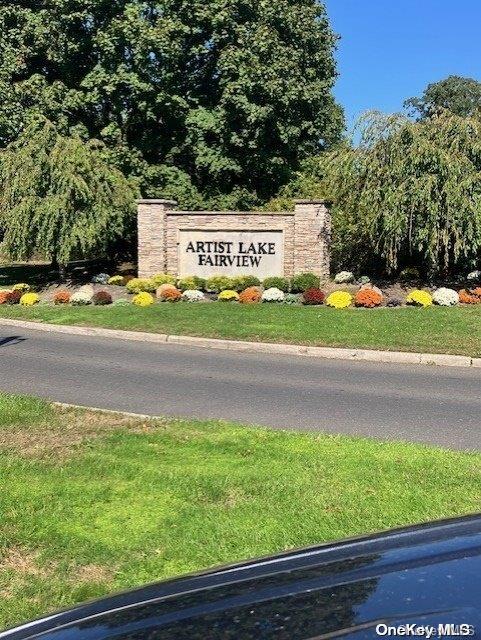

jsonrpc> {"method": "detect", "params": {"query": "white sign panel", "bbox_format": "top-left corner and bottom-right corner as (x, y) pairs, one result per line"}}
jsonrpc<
(178, 229), (284, 278)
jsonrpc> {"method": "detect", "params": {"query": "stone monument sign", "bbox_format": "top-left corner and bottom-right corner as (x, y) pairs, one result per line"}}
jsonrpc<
(137, 200), (331, 279)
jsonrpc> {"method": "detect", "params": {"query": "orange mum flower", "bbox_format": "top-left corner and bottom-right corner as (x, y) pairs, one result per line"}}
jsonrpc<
(53, 290), (71, 305)
(239, 286), (262, 304)
(162, 287), (182, 302)
(459, 289), (480, 304)
(355, 288), (383, 308)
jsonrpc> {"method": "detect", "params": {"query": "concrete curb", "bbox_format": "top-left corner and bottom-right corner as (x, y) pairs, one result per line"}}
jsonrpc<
(0, 317), (477, 369)
(53, 401), (161, 420)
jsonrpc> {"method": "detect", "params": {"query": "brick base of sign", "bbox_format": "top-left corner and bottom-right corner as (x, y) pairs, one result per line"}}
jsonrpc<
(137, 199), (331, 279)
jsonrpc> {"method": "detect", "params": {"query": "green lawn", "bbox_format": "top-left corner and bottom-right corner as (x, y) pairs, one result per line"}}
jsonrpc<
(2, 302), (481, 355)
(1, 393), (481, 629)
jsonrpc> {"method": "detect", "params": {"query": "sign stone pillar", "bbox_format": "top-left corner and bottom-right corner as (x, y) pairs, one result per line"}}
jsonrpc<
(137, 198), (331, 279)
(137, 199), (177, 277)
(293, 199), (331, 278)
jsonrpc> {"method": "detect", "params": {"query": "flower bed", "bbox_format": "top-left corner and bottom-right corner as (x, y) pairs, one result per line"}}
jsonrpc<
(8, 269), (481, 313)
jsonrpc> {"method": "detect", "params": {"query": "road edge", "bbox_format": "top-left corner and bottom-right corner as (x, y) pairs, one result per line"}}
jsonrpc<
(0, 317), (478, 369)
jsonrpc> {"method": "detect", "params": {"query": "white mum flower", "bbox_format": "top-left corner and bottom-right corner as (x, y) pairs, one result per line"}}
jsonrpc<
(334, 271), (354, 284)
(432, 287), (459, 306)
(71, 291), (92, 305)
(77, 284), (94, 298)
(467, 270), (481, 281)
(182, 289), (205, 302)
(262, 287), (285, 302)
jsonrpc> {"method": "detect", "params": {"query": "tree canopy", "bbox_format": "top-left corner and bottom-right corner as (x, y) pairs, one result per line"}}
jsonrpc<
(0, 119), (137, 267)
(271, 111), (481, 275)
(0, 0), (343, 208)
(404, 75), (481, 120)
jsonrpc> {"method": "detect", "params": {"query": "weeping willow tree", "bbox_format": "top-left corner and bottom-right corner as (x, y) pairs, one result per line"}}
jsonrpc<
(321, 110), (481, 275)
(0, 118), (138, 276)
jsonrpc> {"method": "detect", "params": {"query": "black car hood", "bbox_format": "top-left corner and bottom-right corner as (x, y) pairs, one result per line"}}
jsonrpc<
(2, 514), (481, 639)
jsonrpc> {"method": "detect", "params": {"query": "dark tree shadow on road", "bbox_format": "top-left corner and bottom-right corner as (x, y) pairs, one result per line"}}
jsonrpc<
(0, 336), (27, 347)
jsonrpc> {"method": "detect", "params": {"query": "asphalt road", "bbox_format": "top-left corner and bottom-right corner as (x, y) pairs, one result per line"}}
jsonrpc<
(1, 323), (481, 450)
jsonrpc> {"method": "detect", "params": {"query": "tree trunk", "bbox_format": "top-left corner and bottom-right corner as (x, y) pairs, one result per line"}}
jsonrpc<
(51, 257), (67, 282)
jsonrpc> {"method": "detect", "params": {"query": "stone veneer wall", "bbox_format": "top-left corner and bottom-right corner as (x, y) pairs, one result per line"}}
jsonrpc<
(137, 199), (331, 278)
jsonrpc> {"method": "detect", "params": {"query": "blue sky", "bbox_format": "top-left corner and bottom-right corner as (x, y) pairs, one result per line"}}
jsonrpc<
(324, 0), (481, 131)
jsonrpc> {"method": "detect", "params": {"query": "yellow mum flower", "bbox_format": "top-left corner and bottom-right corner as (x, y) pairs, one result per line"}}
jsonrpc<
(20, 292), (39, 306)
(132, 292), (154, 307)
(218, 289), (239, 302)
(13, 283), (30, 292)
(326, 291), (352, 309)
(406, 289), (432, 308)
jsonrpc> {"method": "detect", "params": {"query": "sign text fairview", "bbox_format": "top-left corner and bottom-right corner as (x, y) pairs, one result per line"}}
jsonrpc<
(178, 230), (284, 278)
(186, 240), (276, 269)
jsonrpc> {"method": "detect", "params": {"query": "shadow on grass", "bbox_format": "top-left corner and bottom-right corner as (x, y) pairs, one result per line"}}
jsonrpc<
(0, 259), (129, 289)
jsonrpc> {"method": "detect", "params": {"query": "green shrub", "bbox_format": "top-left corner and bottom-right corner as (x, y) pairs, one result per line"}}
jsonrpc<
(262, 276), (289, 292)
(192, 276), (207, 291)
(399, 267), (421, 281)
(151, 273), (176, 287)
(178, 276), (207, 292)
(126, 278), (156, 294)
(108, 275), (125, 286)
(206, 275), (235, 293)
(290, 272), (320, 293)
(284, 293), (301, 304)
(231, 275), (261, 292)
